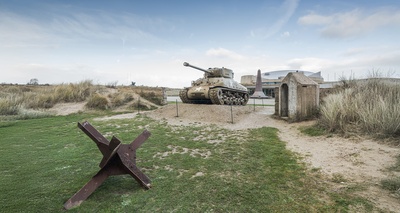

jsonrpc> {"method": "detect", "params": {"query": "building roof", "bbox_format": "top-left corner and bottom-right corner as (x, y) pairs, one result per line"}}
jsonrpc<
(262, 70), (322, 80)
(282, 72), (318, 85)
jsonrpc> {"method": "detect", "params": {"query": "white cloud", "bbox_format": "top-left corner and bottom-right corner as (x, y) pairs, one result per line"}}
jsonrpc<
(281, 50), (400, 81)
(206, 48), (245, 60)
(342, 47), (371, 56)
(298, 13), (333, 25)
(9, 63), (101, 84)
(0, 11), (52, 46)
(281, 31), (291, 38)
(340, 51), (400, 69)
(250, 0), (299, 38)
(286, 57), (331, 71)
(50, 12), (160, 41)
(298, 8), (400, 38)
(0, 9), (171, 49)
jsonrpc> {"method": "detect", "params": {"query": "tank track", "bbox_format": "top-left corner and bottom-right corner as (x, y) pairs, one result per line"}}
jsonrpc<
(179, 89), (192, 103)
(209, 88), (224, 105)
(180, 88), (213, 104)
(210, 88), (249, 105)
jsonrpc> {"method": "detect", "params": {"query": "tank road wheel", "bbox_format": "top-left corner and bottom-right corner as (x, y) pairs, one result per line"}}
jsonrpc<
(224, 91), (235, 105)
(232, 98), (238, 105)
(210, 88), (224, 105)
(233, 93), (241, 105)
(224, 95), (232, 105)
(179, 89), (192, 104)
(235, 98), (241, 105)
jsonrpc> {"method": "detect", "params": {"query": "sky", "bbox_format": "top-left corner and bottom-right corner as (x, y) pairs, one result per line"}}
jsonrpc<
(1, 0), (400, 87)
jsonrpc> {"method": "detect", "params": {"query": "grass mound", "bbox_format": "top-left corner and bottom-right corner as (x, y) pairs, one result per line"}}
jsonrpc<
(109, 92), (134, 108)
(0, 80), (96, 116)
(318, 78), (400, 138)
(53, 80), (93, 102)
(0, 83), (165, 119)
(86, 94), (109, 110)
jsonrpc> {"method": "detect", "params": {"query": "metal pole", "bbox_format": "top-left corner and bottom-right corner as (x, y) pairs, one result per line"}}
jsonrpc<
(175, 99), (179, 117)
(253, 98), (255, 111)
(137, 97), (140, 114)
(231, 105), (233, 124)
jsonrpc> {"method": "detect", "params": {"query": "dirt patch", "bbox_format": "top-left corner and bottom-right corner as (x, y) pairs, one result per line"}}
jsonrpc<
(145, 104), (275, 128)
(93, 113), (138, 121)
(49, 102), (86, 115)
(144, 103), (400, 212)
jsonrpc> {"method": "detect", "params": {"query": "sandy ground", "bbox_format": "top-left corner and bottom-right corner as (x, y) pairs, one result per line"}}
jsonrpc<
(65, 103), (400, 212)
(50, 102), (86, 115)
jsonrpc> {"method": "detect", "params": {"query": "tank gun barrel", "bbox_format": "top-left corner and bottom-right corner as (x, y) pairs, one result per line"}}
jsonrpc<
(183, 62), (211, 74)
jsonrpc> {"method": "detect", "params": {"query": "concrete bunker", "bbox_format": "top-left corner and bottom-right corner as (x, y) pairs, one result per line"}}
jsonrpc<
(278, 72), (319, 121)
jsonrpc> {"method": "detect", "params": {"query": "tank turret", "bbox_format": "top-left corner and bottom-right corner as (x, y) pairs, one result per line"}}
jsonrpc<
(179, 62), (249, 105)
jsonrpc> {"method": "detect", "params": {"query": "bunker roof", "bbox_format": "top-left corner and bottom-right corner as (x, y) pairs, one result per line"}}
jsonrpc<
(282, 72), (318, 85)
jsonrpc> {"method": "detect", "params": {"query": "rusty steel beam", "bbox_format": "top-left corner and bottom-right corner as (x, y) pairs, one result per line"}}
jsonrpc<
(64, 121), (151, 210)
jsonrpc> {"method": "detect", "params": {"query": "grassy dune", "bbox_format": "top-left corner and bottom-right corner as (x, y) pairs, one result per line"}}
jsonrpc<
(319, 78), (400, 139)
(0, 82), (164, 119)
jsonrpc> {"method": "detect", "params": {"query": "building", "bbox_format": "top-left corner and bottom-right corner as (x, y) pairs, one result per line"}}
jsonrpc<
(241, 70), (324, 97)
(279, 72), (319, 120)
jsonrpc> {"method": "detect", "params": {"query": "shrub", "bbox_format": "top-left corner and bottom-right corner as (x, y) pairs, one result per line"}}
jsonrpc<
(0, 95), (20, 115)
(23, 92), (55, 109)
(140, 91), (163, 105)
(110, 92), (134, 108)
(85, 93), (109, 110)
(318, 89), (358, 133)
(381, 155), (400, 195)
(16, 108), (52, 120)
(381, 177), (400, 194)
(389, 155), (400, 172)
(106, 81), (118, 88)
(54, 80), (93, 102)
(318, 78), (400, 138)
(1, 85), (30, 94)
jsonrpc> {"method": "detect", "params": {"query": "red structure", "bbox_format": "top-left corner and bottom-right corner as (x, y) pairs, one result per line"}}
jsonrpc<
(64, 121), (151, 210)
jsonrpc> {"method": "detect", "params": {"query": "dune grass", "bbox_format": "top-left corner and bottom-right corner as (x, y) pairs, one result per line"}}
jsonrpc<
(85, 93), (110, 110)
(0, 112), (378, 212)
(0, 83), (165, 119)
(0, 80), (96, 116)
(318, 78), (400, 139)
(0, 94), (21, 115)
(381, 155), (400, 196)
(108, 92), (134, 108)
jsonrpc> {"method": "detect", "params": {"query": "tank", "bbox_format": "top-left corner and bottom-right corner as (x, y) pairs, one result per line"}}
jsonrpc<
(179, 62), (249, 105)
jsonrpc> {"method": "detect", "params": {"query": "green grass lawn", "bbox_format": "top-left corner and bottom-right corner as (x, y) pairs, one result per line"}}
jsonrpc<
(0, 113), (374, 212)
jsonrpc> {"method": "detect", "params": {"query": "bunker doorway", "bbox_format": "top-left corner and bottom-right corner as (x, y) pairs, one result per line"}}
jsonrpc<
(281, 83), (289, 117)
